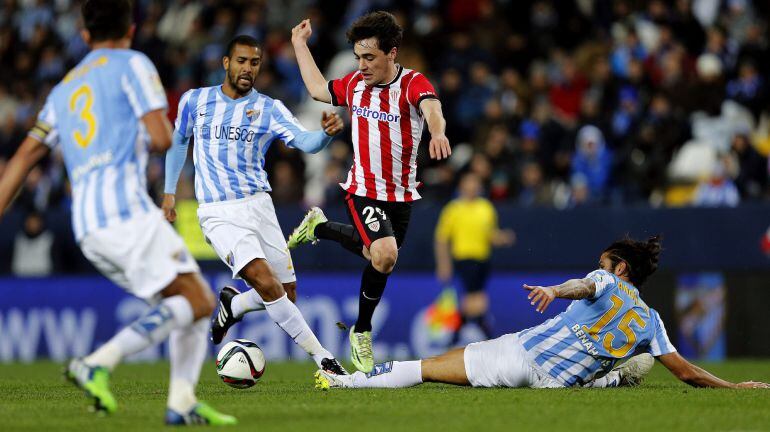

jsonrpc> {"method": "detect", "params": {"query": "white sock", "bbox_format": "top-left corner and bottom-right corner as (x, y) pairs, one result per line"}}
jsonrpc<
(264, 294), (332, 367)
(167, 318), (208, 413)
(231, 289), (266, 318)
(348, 361), (423, 388)
(85, 296), (193, 370)
(583, 371), (620, 388)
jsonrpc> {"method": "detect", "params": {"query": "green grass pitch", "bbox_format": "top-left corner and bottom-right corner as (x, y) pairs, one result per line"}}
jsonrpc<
(1, 360), (769, 431)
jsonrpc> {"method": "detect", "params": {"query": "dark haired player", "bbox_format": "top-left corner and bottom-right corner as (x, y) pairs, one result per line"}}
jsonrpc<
(162, 35), (348, 376)
(289, 11), (451, 373)
(0, 0), (236, 424)
(315, 237), (770, 390)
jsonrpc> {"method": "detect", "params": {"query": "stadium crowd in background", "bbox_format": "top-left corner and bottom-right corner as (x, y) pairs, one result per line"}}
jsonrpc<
(1, 0), (770, 270)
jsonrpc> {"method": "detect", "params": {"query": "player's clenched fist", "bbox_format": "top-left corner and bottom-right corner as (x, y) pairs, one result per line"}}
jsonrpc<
(524, 284), (556, 313)
(291, 19), (312, 45)
(321, 111), (343, 136)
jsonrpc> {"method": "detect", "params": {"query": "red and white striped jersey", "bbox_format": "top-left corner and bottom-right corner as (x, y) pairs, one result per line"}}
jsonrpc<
(327, 65), (438, 202)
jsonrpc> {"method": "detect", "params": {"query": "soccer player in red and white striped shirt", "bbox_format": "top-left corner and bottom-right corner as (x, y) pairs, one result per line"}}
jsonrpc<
(289, 11), (451, 373)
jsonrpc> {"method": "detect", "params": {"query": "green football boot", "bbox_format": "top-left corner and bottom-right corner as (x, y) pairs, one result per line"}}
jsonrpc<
(165, 402), (238, 426)
(349, 326), (374, 373)
(287, 207), (327, 249)
(64, 358), (117, 415)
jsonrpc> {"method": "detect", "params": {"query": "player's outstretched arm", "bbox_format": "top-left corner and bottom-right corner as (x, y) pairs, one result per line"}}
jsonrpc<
(657, 352), (769, 389)
(0, 136), (50, 217)
(291, 19), (331, 103)
(523, 278), (596, 313)
(283, 111), (343, 154)
(320, 111), (343, 136)
(420, 99), (451, 160)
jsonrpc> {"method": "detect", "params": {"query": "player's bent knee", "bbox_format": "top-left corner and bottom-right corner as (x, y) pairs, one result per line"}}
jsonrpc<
(372, 247), (398, 274)
(247, 273), (285, 302)
(283, 282), (297, 303)
(247, 275), (284, 302)
(163, 272), (216, 320)
(239, 259), (285, 302)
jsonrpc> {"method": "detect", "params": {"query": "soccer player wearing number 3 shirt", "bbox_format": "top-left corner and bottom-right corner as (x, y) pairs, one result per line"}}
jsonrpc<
(289, 11), (451, 373)
(0, 0), (236, 424)
(315, 237), (770, 391)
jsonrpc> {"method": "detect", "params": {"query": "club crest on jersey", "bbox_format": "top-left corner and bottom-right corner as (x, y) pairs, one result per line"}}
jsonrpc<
(245, 108), (260, 119)
(389, 89), (401, 100)
(367, 220), (380, 232)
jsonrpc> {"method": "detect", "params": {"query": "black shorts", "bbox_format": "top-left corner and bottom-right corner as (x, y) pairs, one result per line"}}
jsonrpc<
(454, 259), (491, 293)
(344, 193), (412, 248)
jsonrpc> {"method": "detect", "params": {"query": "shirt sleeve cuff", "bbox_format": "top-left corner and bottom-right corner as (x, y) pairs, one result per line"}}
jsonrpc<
(327, 81), (339, 106)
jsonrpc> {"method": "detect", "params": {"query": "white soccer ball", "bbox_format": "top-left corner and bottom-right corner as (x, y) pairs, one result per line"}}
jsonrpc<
(216, 339), (266, 389)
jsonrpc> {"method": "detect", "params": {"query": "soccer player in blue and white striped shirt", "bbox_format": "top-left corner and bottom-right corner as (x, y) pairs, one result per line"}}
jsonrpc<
(162, 35), (347, 375)
(315, 236), (770, 390)
(0, 0), (236, 425)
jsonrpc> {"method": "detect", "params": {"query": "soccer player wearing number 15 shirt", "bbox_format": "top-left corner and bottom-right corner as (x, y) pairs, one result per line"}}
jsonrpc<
(315, 236), (770, 390)
(289, 11), (452, 374)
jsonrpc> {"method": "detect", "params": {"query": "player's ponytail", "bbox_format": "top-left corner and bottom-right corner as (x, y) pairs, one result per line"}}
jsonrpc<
(603, 234), (663, 288)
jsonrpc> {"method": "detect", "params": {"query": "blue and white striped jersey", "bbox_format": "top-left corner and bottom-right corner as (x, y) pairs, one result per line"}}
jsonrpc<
(518, 270), (676, 387)
(29, 49), (167, 241)
(173, 86), (307, 204)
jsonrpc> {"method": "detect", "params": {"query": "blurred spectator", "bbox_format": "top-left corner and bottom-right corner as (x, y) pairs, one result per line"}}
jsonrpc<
(12, 211), (53, 276)
(692, 155), (741, 207)
(685, 53), (726, 116)
(549, 57), (588, 123)
(726, 60), (766, 120)
(456, 62), (497, 134)
(619, 92), (689, 201)
(729, 133), (768, 200)
(571, 125), (612, 202)
(157, 0), (202, 46)
(516, 161), (554, 208)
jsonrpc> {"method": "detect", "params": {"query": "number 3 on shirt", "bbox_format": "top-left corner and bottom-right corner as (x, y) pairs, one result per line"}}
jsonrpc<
(582, 294), (647, 357)
(69, 84), (97, 148)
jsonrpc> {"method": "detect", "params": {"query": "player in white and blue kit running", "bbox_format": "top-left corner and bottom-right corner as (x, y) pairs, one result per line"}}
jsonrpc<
(315, 236), (769, 390)
(0, 0), (236, 425)
(162, 35), (348, 375)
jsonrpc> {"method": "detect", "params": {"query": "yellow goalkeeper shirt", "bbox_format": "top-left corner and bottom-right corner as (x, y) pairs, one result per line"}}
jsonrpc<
(435, 197), (497, 261)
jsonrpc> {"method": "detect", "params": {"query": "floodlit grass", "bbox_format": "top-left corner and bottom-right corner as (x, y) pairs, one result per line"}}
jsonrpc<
(1, 360), (769, 431)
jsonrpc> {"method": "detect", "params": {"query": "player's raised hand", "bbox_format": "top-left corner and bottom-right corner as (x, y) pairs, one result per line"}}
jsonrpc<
(524, 284), (556, 313)
(429, 133), (451, 160)
(321, 111), (343, 136)
(291, 19), (313, 46)
(162, 194), (177, 223)
(735, 381), (770, 389)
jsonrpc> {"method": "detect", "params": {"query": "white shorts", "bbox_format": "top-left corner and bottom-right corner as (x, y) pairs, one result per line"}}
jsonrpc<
(197, 193), (296, 284)
(80, 210), (200, 301)
(464, 333), (564, 388)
